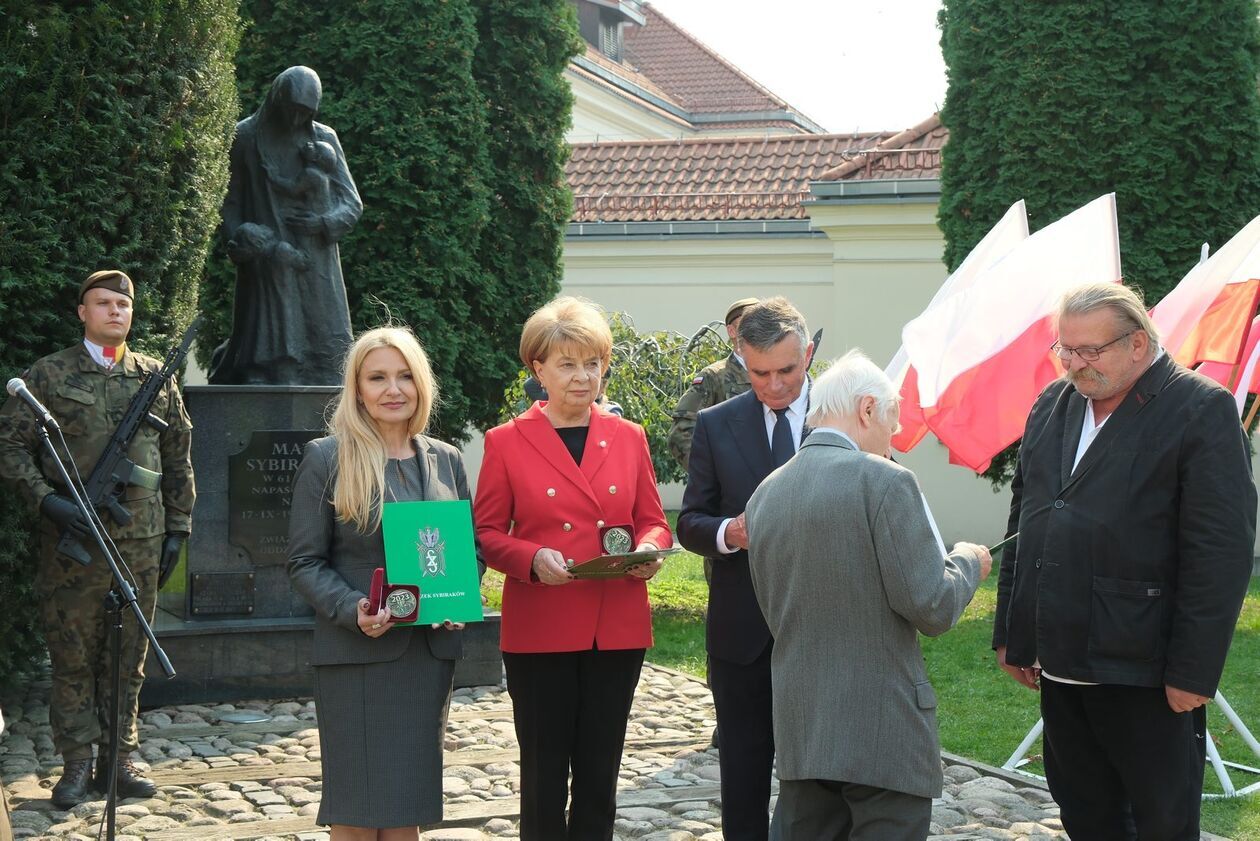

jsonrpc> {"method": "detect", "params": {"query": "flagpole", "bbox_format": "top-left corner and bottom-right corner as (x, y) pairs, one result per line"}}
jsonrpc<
(1243, 395), (1260, 431)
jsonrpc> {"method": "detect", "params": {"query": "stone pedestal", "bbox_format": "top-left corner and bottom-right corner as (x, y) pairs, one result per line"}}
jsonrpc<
(142, 385), (504, 705)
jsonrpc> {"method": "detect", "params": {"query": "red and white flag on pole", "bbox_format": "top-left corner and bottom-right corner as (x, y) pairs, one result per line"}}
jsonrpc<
(888, 201), (1029, 453)
(900, 193), (1122, 472)
(1199, 315), (1260, 414)
(1150, 215), (1260, 373)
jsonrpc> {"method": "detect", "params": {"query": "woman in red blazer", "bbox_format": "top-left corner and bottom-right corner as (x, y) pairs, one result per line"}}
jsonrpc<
(476, 297), (671, 841)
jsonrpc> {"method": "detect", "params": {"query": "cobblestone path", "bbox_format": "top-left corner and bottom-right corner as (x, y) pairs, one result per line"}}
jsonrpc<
(0, 662), (1092, 840)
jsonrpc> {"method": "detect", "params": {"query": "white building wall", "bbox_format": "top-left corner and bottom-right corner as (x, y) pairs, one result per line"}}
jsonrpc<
(566, 72), (693, 144)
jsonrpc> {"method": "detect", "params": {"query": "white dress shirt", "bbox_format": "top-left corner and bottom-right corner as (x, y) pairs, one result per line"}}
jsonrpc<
(715, 379), (810, 554)
(83, 338), (123, 369)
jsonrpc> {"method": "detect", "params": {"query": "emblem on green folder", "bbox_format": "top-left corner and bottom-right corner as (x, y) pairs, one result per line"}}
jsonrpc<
(418, 527), (446, 577)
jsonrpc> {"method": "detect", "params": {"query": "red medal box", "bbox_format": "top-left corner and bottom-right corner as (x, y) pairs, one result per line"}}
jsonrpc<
(367, 567), (420, 624)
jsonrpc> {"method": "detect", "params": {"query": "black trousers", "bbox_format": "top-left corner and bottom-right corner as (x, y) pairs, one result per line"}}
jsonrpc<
(709, 642), (775, 841)
(503, 647), (645, 841)
(770, 778), (931, 841)
(1041, 679), (1206, 841)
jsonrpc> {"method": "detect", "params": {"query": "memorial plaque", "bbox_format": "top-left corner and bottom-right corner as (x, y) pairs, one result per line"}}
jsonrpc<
(228, 430), (321, 566)
(191, 572), (256, 616)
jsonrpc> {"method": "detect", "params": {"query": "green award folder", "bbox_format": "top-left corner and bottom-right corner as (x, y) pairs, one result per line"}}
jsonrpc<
(381, 499), (483, 625)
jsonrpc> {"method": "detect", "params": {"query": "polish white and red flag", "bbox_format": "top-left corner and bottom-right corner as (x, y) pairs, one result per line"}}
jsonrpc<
(887, 200), (1029, 452)
(1198, 315), (1260, 415)
(899, 193), (1122, 472)
(1150, 215), (1260, 382)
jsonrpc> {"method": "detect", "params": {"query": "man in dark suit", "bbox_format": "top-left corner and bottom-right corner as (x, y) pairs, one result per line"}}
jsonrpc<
(678, 296), (813, 841)
(995, 282), (1256, 840)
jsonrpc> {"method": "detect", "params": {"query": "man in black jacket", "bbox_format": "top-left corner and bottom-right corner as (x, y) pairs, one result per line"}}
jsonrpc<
(995, 281), (1255, 840)
(678, 297), (813, 841)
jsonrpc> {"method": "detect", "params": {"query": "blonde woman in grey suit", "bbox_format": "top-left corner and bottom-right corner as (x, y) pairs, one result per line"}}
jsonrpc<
(288, 326), (481, 841)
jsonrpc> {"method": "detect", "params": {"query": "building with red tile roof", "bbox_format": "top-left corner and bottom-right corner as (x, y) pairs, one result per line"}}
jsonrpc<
(566, 114), (947, 224)
(567, 0), (825, 142)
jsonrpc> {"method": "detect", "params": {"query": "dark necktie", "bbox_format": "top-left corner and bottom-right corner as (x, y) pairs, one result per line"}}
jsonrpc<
(771, 407), (794, 468)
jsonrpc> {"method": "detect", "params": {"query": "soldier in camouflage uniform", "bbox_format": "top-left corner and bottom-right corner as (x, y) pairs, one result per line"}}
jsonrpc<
(667, 297), (758, 470)
(0, 270), (195, 808)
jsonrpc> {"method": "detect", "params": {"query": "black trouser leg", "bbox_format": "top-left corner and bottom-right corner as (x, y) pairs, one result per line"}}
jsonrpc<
(709, 643), (774, 841)
(567, 648), (645, 841)
(1041, 680), (1205, 841)
(504, 651), (579, 840)
(504, 648), (645, 841)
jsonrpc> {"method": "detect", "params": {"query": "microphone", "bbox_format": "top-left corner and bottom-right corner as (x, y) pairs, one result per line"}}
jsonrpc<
(5, 378), (59, 430)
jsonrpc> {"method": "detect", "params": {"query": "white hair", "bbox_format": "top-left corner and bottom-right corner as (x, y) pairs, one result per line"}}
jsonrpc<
(807, 349), (899, 427)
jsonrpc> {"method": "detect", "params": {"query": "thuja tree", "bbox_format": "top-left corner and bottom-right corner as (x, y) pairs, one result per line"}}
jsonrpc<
(937, 0), (1260, 484)
(0, 0), (240, 681)
(470, 0), (583, 426)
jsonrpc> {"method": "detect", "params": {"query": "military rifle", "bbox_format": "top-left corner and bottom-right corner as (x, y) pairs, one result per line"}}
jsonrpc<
(56, 316), (203, 565)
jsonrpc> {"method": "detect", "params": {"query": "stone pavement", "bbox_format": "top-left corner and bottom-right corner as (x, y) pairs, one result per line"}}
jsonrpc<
(2, 661), (1076, 840)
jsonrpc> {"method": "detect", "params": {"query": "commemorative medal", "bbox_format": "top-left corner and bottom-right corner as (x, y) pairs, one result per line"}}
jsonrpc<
(386, 587), (418, 619)
(601, 525), (634, 556)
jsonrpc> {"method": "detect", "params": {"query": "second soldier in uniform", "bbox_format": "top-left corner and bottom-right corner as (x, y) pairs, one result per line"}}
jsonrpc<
(0, 270), (195, 808)
(667, 297), (757, 470)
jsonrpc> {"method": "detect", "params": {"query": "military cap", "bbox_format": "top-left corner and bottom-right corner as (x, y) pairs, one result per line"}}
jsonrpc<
(724, 297), (759, 325)
(79, 269), (134, 302)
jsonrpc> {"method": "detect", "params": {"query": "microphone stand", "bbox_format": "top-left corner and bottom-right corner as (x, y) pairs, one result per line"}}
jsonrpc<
(31, 419), (175, 841)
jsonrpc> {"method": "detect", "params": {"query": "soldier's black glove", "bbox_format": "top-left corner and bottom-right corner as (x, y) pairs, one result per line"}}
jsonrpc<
(158, 532), (187, 589)
(40, 494), (91, 538)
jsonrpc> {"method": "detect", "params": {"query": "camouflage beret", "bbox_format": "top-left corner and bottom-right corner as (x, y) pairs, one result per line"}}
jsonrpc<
(79, 269), (134, 302)
(724, 297), (759, 325)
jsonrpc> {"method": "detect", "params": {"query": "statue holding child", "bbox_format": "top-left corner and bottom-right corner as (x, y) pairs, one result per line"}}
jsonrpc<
(210, 66), (363, 385)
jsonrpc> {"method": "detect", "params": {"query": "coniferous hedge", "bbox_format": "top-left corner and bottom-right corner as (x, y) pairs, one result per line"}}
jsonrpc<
(937, 0), (1260, 482)
(471, 0), (583, 425)
(202, 0), (581, 442)
(0, 1), (241, 681)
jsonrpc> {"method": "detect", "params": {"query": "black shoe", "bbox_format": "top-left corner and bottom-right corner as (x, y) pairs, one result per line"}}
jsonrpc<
(94, 754), (157, 800)
(51, 758), (95, 809)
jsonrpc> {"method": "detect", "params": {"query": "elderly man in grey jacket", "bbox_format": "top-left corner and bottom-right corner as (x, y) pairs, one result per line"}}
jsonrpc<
(746, 350), (992, 841)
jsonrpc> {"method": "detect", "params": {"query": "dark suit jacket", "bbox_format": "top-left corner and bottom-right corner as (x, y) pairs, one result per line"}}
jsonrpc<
(994, 354), (1256, 697)
(677, 389), (785, 664)
(288, 434), (479, 667)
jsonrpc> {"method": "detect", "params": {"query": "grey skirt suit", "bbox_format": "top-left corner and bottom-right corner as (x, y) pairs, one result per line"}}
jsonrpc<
(288, 434), (479, 828)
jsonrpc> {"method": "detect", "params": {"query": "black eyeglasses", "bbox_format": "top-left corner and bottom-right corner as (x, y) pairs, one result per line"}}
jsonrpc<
(1050, 330), (1135, 362)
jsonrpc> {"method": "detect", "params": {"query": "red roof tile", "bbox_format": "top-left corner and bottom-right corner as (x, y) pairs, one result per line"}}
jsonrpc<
(622, 4), (818, 122)
(571, 2), (822, 134)
(568, 132), (893, 222)
(816, 114), (947, 181)
(578, 43), (683, 110)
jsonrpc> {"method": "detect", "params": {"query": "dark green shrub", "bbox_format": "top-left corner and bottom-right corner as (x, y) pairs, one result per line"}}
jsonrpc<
(0, 0), (240, 683)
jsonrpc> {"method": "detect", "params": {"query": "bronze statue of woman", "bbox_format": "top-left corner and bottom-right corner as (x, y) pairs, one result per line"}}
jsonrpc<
(210, 66), (362, 385)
